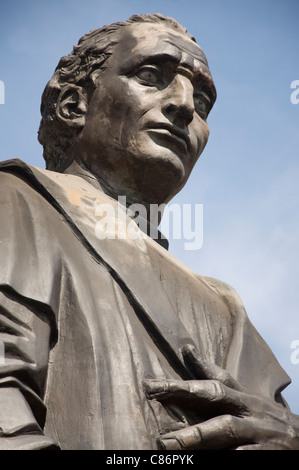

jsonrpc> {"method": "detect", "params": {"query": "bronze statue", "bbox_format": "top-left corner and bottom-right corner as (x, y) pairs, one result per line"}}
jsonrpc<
(0, 13), (298, 450)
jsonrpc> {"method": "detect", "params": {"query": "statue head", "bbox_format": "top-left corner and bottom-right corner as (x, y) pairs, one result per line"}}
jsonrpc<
(38, 13), (216, 205)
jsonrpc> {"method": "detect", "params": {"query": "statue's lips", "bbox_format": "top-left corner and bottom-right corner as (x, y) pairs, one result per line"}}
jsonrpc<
(146, 123), (191, 155)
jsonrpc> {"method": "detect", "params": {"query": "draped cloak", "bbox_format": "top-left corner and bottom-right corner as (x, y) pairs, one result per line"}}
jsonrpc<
(0, 159), (291, 450)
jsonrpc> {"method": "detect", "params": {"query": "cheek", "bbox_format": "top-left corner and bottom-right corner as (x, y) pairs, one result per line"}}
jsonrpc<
(193, 118), (210, 154)
(86, 96), (127, 146)
(201, 121), (210, 147)
(122, 79), (159, 116)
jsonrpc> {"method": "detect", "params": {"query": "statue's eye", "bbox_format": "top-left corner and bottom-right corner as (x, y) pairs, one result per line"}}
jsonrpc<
(135, 66), (162, 86)
(194, 91), (210, 120)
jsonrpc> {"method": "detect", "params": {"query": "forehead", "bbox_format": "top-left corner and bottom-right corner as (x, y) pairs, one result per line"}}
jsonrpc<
(111, 23), (212, 78)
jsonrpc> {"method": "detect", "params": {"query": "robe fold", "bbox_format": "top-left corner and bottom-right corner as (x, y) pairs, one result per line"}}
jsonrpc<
(0, 159), (291, 449)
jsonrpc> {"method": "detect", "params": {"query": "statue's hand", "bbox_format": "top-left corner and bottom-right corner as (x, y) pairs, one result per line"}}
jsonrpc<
(144, 346), (299, 450)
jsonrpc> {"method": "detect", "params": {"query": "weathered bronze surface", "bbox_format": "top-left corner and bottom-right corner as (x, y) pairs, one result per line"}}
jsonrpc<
(0, 14), (298, 450)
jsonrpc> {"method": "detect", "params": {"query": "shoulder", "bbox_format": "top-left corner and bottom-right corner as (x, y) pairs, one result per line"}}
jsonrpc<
(199, 275), (247, 320)
(0, 159), (56, 228)
(0, 159), (37, 193)
(0, 158), (33, 173)
(200, 275), (241, 300)
(0, 160), (30, 208)
(0, 158), (56, 204)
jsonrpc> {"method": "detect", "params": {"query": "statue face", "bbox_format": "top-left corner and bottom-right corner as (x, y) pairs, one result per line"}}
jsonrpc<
(76, 23), (215, 202)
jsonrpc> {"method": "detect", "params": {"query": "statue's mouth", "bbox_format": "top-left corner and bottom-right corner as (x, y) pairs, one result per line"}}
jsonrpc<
(146, 123), (191, 155)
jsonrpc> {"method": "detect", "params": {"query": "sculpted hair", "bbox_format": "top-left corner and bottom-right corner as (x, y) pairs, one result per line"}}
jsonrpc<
(38, 13), (195, 171)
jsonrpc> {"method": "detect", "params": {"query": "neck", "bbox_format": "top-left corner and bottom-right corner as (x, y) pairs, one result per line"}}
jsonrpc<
(63, 160), (166, 227)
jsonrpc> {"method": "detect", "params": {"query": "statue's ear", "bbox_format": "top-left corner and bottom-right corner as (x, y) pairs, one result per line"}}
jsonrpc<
(56, 85), (87, 128)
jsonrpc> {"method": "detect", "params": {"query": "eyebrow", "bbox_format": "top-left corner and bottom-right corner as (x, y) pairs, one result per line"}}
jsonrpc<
(119, 49), (217, 109)
(120, 52), (180, 71)
(120, 51), (211, 80)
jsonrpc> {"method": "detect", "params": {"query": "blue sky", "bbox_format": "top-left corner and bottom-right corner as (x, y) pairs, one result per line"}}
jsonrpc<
(1, 0), (299, 413)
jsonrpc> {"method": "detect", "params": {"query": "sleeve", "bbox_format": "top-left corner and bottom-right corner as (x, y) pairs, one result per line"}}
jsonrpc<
(0, 288), (59, 450)
(0, 170), (60, 449)
(202, 275), (291, 403)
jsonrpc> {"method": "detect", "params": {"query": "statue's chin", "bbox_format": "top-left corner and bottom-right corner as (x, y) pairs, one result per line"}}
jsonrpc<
(71, 135), (190, 205)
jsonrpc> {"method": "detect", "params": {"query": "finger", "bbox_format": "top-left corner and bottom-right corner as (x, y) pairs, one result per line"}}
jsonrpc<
(144, 379), (248, 416)
(157, 414), (255, 450)
(237, 442), (293, 450)
(182, 344), (244, 392)
(236, 444), (263, 450)
(0, 434), (60, 450)
(144, 379), (192, 398)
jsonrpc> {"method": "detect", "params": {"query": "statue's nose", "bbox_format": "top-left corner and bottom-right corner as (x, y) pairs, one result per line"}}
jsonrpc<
(162, 74), (195, 127)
